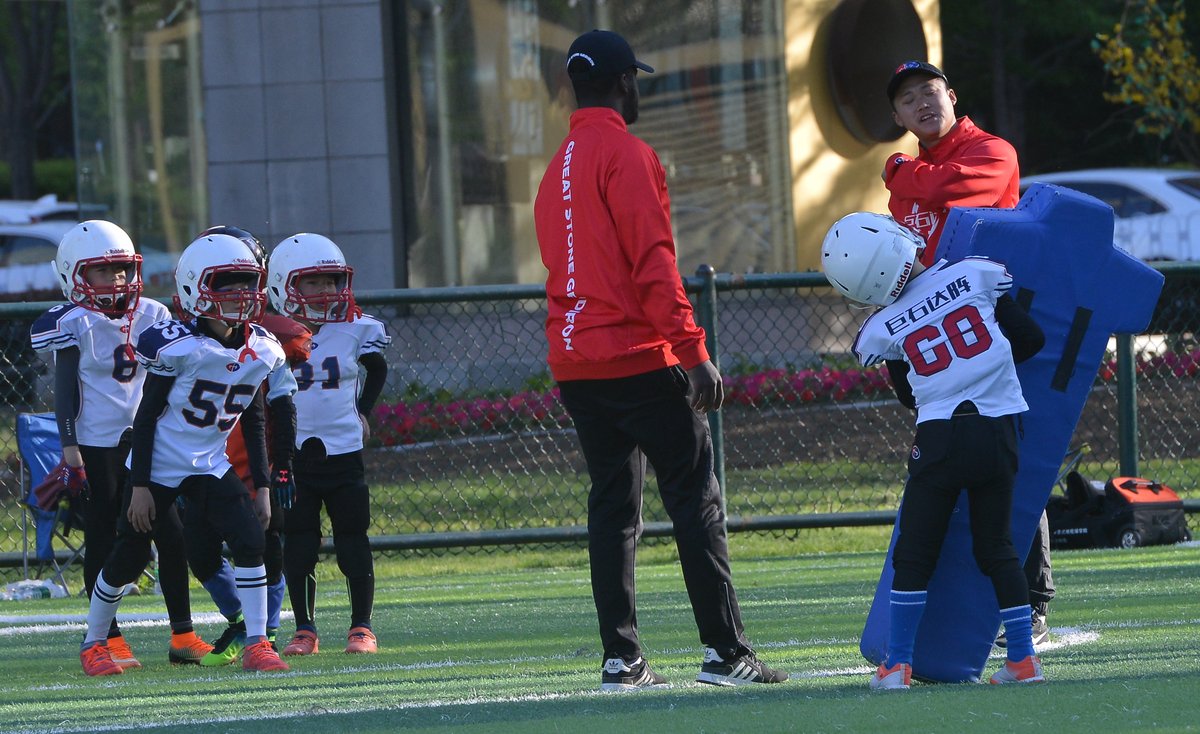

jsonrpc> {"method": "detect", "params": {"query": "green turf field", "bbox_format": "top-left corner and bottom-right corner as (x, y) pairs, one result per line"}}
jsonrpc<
(1, 535), (1198, 733)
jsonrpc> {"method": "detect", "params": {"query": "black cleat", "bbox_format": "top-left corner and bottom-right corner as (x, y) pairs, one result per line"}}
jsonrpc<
(696, 647), (788, 686)
(600, 656), (669, 692)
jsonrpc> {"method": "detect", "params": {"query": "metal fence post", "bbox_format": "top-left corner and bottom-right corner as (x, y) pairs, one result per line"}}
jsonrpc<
(694, 265), (726, 501)
(1116, 332), (1139, 476)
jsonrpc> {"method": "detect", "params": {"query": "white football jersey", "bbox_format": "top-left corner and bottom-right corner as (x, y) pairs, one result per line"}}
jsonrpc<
(30, 299), (171, 447)
(130, 319), (297, 487)
(854, 258), (1028, 423)
(293, 314), (390, 455)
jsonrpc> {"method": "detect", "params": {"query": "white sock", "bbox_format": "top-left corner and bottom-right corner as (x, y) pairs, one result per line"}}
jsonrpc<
(85, 572), (124, 646)
(235, 564), (269, 639)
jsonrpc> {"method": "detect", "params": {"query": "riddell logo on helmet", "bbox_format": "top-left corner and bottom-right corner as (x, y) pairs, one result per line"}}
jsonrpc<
(889, 261), (914, 299)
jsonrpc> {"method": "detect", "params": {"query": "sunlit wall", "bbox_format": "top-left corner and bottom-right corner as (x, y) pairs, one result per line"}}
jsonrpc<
(68, 0), (938, 287)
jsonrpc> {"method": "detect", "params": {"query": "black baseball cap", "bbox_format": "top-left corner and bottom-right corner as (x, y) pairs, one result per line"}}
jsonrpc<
(566, 30), (654, 80)
(886, 60), (949, 101)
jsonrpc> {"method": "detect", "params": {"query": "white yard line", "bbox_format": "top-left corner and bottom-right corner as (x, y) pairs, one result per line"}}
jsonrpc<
(3, 625), (1110, 734)
(0, 611), (293, 636)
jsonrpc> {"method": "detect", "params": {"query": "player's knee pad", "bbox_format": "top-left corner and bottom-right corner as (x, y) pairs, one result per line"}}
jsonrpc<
(283, 530), (321, 575)
(104, 546), (153, 587)
(227, 535), (265, 568)
(332, 534), (373, 576)
(186, 551), (221, 584)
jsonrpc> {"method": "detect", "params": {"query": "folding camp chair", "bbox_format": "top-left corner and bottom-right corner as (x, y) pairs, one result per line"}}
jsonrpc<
(17, 412), (84, 594)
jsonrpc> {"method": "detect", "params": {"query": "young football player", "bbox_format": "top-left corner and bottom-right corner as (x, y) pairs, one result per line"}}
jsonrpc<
(180, 226), (303, 665)
(267, 233), (390, 656)
(217, 311), (310, 659)
(821, 212), (1047, 689)
(77, 233), (295, 675)
(32, 220), (212, 668)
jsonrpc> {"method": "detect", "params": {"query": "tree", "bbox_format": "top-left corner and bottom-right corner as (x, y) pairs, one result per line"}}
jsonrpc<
(0, 1), (65, 199)
(1093, 0), (1200, 165)
(942, 1), (1137, 173)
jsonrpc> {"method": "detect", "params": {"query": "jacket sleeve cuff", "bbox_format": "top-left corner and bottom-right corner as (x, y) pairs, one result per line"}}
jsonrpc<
(673, 341), (711, 370)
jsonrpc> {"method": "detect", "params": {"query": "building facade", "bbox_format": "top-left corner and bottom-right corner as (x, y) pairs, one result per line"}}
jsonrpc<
(68, 0), (937, 289)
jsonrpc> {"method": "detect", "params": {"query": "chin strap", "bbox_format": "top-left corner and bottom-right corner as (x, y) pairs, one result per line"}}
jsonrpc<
(342, 291), (362, 323)
(238, 321), (258, 363)
(121, 310), (137, 363)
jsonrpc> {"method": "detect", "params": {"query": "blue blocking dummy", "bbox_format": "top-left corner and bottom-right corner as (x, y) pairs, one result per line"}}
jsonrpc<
(859, 184), (1164, 682)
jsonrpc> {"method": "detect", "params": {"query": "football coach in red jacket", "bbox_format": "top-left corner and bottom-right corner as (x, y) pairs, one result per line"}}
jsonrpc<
(534, 30), (787, 692)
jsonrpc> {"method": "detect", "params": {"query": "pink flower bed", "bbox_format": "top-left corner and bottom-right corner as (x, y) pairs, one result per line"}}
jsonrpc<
(372, 365), (894, 446)
(370, 351), (1191, 446)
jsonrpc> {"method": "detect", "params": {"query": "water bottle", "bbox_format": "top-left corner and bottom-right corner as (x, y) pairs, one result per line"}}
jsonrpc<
(4, 580), (51, 600)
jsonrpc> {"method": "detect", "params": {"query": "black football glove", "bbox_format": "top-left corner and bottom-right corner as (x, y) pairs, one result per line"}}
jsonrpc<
(271, 467), (295, 510)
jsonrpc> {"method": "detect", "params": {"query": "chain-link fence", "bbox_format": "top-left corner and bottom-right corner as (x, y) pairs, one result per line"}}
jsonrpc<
(2, 264), (1198, 576)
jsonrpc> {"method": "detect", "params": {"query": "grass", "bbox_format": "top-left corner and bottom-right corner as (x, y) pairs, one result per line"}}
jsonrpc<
(1, 532), (1199, 733)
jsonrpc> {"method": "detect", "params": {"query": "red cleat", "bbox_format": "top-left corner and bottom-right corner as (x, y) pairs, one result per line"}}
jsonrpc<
(81, 642), (124, 677)
(242, 639), (290, 672)
(282, 629), (319, 656)
(345, 627), (378, 654)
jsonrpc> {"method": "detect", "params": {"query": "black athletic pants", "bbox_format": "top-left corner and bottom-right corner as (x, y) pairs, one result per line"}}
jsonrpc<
(284, 446), (374, 630)
(559, 366), (750, 662)
(104, 469), (265, 588)
(80, 438), (191, 629)
(1025, 510), (1055, 614)
(892, 410), (1030, 611)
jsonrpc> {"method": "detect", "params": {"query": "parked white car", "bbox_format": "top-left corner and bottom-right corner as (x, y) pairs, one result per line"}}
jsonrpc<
(1020, 168), (1200, 261)
(0, 195), (105, 225)
(0, 221), (176, 300)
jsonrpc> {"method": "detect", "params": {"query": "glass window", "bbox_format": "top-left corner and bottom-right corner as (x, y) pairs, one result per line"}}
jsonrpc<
(1167, 177), (1200, 201)
(1051, 181), (1166, 218)
(67, 2), (205, 263)
(401, 0), (794, 286)
(6, 236), (58, 266)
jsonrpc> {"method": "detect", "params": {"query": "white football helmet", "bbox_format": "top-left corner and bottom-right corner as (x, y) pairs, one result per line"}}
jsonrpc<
(821, 212), (922, 306)
(174, 234), (266, 323)
(54, 220), (143, 315)
(267, 233), (355, 323)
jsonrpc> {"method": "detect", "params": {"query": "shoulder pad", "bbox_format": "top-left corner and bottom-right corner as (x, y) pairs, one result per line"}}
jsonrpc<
(136, 319), (197, 361)
(31, 303), (81, 335)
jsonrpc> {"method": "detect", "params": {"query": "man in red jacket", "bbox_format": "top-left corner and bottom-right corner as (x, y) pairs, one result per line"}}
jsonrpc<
(883, 60), (1020, 266)
(534, 29), (786, 692)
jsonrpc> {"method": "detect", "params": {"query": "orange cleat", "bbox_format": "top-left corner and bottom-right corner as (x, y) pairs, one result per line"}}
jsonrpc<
(242, 639), (290, 672)
(81, 642), (124, 677)
(106, 635), (142, 670)
(990, 655), (1045, 684)
(869, 661), (912, 690)
(169, 630), (214, 665)
(282, 629), (319, 656)
(345, 627), (378, 654)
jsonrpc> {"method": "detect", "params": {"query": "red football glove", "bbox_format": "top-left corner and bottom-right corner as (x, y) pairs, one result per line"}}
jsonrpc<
(61, 463), (88, 497)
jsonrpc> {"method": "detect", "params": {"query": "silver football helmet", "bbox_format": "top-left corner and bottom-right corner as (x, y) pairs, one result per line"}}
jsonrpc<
(821, 212), (922, 306)
(54, 220), (143, 315)
(267, 233), (355, 323)
(174, 234), (266, 323)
